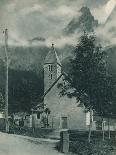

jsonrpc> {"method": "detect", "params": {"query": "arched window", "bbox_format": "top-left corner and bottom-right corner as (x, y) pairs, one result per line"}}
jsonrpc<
(51, 65), (53, 71)
(48, 65), (51, 71)
(48, 65), (53, 71)
(50, 74), (53, 79)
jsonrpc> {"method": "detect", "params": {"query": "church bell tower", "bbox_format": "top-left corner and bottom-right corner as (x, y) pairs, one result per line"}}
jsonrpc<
(44, 44), (62, 92)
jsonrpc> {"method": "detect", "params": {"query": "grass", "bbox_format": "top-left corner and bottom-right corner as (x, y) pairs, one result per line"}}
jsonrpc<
(69, 139), (116, 155)
(58, 130), (116, 155)
(9, 124), (56, 139)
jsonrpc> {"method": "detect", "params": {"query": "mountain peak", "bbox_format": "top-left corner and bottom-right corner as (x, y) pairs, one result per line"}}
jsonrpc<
(105, 5), (116, 23)
(64, 6), (98, 34)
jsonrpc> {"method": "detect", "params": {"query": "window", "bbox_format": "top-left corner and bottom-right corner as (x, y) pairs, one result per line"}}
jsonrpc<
(51, 65), (53, 71)
(37, 112), (40, 119)
(48, 65), (50, 71)
(50, 74), (53, 79)
(48, 65), (53, 71)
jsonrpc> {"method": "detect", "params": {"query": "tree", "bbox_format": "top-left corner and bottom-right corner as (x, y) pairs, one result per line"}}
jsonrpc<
(96, 67), (116, 139)
(58, 32), (115, 142)
(8, 69), (43, 114)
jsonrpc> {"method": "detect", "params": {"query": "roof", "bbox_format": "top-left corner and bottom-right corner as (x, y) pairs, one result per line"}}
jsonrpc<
(33, 73), (63, 110)
(33, 72), (71, 109)
(32, 71), (73, 110)
(44, 44), (61, 66)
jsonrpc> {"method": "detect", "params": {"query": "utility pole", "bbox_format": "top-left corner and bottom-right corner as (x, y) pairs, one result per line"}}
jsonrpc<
(4, 28), (9, 133)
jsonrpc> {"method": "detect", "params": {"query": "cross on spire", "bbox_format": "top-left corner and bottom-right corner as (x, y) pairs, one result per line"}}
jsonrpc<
(52, 43), (54, 49)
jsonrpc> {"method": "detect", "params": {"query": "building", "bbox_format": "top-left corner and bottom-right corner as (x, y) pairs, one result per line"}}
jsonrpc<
(32, 44), (91, 130)
(31, 44), (116, 131)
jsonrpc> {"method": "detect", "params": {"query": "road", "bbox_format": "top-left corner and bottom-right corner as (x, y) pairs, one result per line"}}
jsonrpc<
(0, 132), (63, 155)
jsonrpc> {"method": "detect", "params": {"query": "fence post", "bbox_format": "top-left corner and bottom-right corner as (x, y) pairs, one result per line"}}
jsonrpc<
(60, 130), (69, 153)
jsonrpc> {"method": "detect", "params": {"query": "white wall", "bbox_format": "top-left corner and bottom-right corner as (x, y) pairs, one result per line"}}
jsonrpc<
(44, 76), (88, 130)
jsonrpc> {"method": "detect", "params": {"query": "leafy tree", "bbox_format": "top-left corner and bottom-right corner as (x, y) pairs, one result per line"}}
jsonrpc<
(58, 32), (116, 142)
(99, 76), (116, 139)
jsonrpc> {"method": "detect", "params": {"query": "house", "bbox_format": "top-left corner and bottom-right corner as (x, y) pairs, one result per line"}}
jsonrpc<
(12, 112), (32, 128)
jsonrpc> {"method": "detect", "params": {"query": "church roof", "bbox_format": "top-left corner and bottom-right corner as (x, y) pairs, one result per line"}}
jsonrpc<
(44, 44), (61, 66)
(33, 71), (72, 110)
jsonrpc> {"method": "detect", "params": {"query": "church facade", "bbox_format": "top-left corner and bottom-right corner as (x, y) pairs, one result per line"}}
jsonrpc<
(28, 44), (116, 131)
(42, 44), (91, 130)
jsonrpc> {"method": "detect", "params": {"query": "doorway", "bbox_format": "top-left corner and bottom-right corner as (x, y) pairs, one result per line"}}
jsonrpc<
(61, 117), (68, 129)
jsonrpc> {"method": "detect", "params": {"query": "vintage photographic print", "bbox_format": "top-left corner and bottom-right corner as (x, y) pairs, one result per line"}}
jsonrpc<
(0, 0), (116, 154)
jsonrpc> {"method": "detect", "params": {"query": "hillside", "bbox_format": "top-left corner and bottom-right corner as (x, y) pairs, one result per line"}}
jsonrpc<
(0, 44), (74, 113)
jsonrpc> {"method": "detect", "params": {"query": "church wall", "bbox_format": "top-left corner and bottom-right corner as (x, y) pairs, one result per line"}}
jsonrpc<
(44, 77), (88, 130)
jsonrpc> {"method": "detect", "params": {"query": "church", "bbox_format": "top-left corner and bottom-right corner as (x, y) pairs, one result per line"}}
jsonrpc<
(25, 44), (116, 132)
(31, 44), (92, 130)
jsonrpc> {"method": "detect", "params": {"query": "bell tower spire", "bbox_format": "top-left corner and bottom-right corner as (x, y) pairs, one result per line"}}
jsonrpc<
(44, 44), (62, 92)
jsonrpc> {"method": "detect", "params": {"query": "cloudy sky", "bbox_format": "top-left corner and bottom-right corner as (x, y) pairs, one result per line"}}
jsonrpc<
(0, 0), (115, 47)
